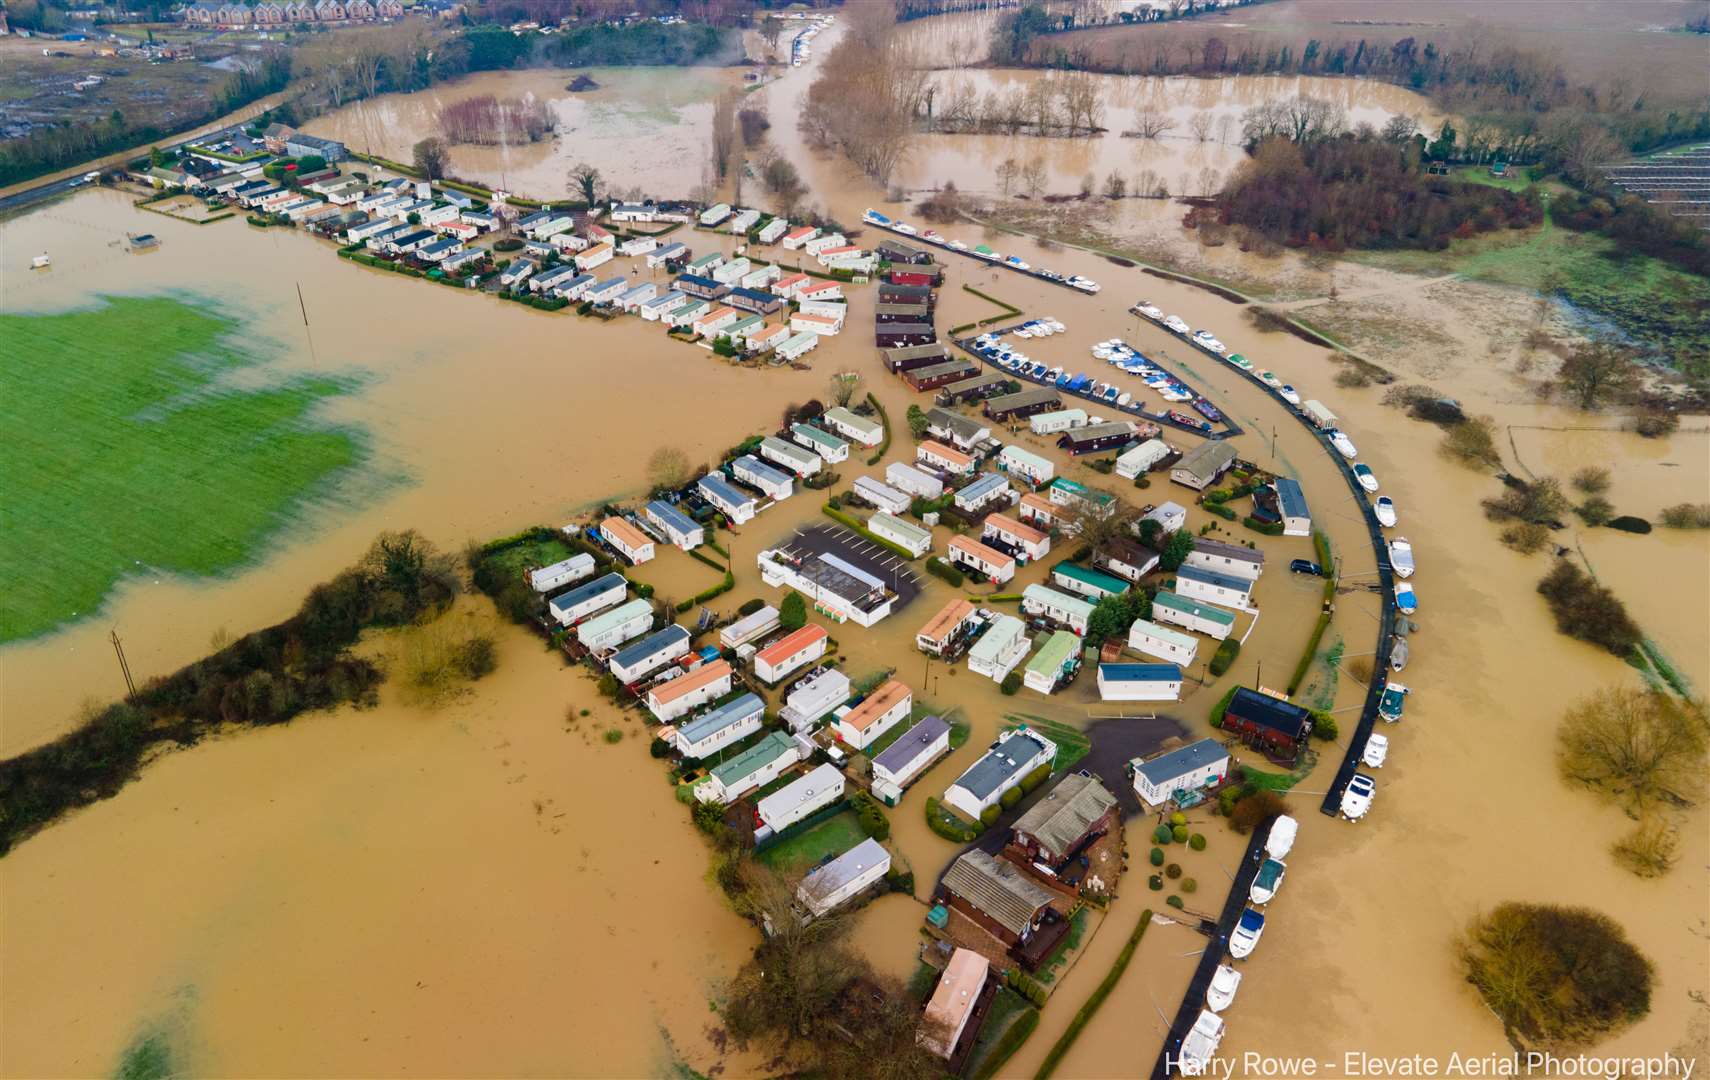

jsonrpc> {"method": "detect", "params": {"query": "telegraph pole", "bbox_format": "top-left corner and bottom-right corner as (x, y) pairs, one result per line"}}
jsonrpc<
(110, 628), (136, 699)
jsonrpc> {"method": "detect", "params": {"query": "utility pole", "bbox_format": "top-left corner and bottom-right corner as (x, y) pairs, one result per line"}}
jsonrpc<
(110, 628), (136, 699)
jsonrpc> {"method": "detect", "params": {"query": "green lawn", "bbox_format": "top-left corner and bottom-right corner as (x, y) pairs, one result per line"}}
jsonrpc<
(963, 988), (1039, 1080)
(755, 809), (866, 873)
(481, 535), (577, 580)
(0, 294), (365, 643)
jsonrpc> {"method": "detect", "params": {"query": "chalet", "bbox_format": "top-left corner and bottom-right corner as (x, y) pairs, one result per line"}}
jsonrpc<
(1170, 440), (1237, 491)
(692, 306), (741, 338)
(1151, 590), (1236, 641)
(1222, 687), (1314, 761)
(1142, 502), (1188, 534)
(555, 274), (597, 301)
(954, 473), (1010, 514)
(646, 659), (733, 722)
(573, 242), (614, 271)
(644, 500), (704, 551)
(639, 290), (688, 321)
(947, 535), (1015, 585)
(528, 553), (595, 593)
(441, 249), (485, 274)
(585, 277), (629, 305)
(746, 323), (790, 353)
(721, 314), (765, 346)
(822, 407), (884, 447)
(610, 203), (656, 222)
(797, 837), (891, 917)
(1016, 619), (1083, 693)
(712, 257), (752, 285)
(1115, 438), (1171, 478)
(531, 264), (581, 294)
(757, 764), (845, 833)
(878, 281), (932, 306)
(832, 679), (912, 751)
(883, 343), (949, 373)
(998, 445), (1053, 486)
(814, 243), (861, 266)
(727, 208), (761, 234)
(1059, 421), (1137, 456)
(779, 667), (850, 732)
(967, 614), (1030, 682)
(876, 237), (928, 264)
(720, 605), (780, 650)
(1131, 738), (1230, 809)
(937, 373), (1008, 405)
(790, 311), (845, 336)
(672, 693), (765, 759)
(903, 360), (979, 392)
(1273, 477), (1312, 536)
(875, 322), (937, 349)
(669, 299), (711, 327)
(982, 513), (1050, 563)
(1127, 618), (1198, 667)
(1093, 537), (1160, 584)
(695, 731), (800, 805)
(852, 475), (911, 515)
(1017, 492), (1064, 532)
(497, 260), (536, 288)
(414, 237), (463, 263)
(1021, 584), (1093, 635)
(646, 241), (689, 268)
(803, 233), (846, 256)
(915, 598), (979, 659)
(608, 624), (692, 683)
(780, 225), (819, 250)
(1047, 479), (1115, 517)
(1175, 565), (1256, 612)
(870, 714), (952, 806)
(740, 264), (782, 290)
(1050, 563), (1129, 602)
(760, 436), (821, 479)
(698, 203), (732, 227)
(684, 253), (724, 277)
(886, 462), (943, 500)
(875, 302), (931, 324)
(1186, 538), (1265, 582)
(676, 273), (729, 301)
(772, 272), (812, 298)
(1096, 662), (1182, 702)
(600, 516), (656, 565)
(1007, 772), (1119, 886)
(870, 512), (932, 558)
(548, 571), (626, 626)
(753, 624), (830, 684)
(732, 455), (794, 501)
(576, 597), (655, 653)
(984, 387), (1062, 422)
(919, 949), (989, 1063)
(618, 236), (658, 257)
(938, 850), (1058, 948)
(925, 408), (990, 451)
(698, 472), (757, 524)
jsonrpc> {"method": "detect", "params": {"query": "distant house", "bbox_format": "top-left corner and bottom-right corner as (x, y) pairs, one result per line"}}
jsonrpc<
(938, 849), (1058, 948)
(1131, 737), (1229, 808)
(698, 472), (757, 524)
(600, 516), (656, 565)
(917, 441), (974, 477)
(984, 387), (1062, 422)
(1186, 538), (1265, 582)
(966, 614), (1030, 683)
(1272, 477), (1312, 536)
(610, 202), (656, 222)
(778, 667), (850, 733)
(759, 435), (821, 479)
(919, 949), (990, 1061)
(870, 713), (952, 806)
(1170, 440), (1238, 491)
(285, 132), (348, 162)
(1221, 687), (1314, 761)
(1096, 662), (1182, 702)
(1022, 630), (1080, 695)
(942, 728), (1055, 821)
(832, 679), (912, 751)
(953, 473), (1010, 515)
(797, 836), (890, 917)
(678, 272), (730, 300)
(1006, 772), (1119, 887)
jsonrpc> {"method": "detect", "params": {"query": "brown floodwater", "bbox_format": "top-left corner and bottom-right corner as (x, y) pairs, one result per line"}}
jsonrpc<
(4, 29), (1707, 1078)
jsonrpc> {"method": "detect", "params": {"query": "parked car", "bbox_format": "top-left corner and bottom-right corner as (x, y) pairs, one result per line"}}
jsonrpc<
(1289, 559), (1323, 577)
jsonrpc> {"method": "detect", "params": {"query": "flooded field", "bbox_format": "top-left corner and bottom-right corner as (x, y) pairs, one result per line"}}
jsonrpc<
(5, 32), (1708, 1080)
(301, 66), (744, 199)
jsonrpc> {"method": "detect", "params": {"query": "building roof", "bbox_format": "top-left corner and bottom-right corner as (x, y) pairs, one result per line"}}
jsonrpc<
(650, 659), (732, 705)
(1135, 737), (1229, 786)
(761, 435), (817, 466)
(602, 516), (652, 552)
(1018, 492), (1058, 518)
(921, 949), (989, 1058)
(1152, 590), (1236, 626)
(579, 597), (653, 639)
(985, 512), (1047, 547)
(611, 624), (690, 671)
(677, 692), (763, 747)
(941, 849), (1057, 937)
(918, 598), (976, 645)
(646, 499), (700, 537)
(871, 714), (952, 777)
(1274, 476), (1309, 518)
(792, 422), (846, 450)
(953, 730), (1051, 801)
(1102, 536), (1160, 570)
(1173, 440), (1238, 482)
(757, 762), (843, 821)
(1064, 421), (1137, 445)
(708, 730), (795, 787)
(1129, 618), (1195, 651)
(1192, 538), (1265, 565)
(919, 441), (973, 469)
(799, 836), (890, 907)
(1052, 562), (1129, 596)
(550, 571), (626, 612)
(1025, 630), (1079, 680)
(1011, 772), (1118, 861)
(1226, 687), (1312, 737)
(906, 360), (977, 384)
(967, 614), (1026, 666)
(755, 624), (828, 667)
(1100, 662), (1182, 683)
(1022, 584), (1095, 620)
(732, 454), (792, 487)
(1000, 444), (1052, 473)
(949, 535), (1014, 567)
(1176, 565), (1253, 595)
(698, 472), (754, 508)
(926, 407), (988, 442)
(956, 473), (1009, 503)
(840, 679), (910, 732)
(871, 511), (930, 546)
(986, 387), (1060, 413)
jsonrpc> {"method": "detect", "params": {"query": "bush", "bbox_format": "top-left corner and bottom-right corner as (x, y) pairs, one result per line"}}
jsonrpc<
(1148, 874), (1164, 891)
(1000, 671), (1022, 695)
(1019, 762), (1052, 795)
(1165, 862), (1182, 879)
(691, 799), (726, 835)
(1169, 811), (1186, 827)
(1181, 877), (1198, 893)
(1149, 846), (1165, 866)
(925, 797), (981, 842)
(853, 791), (892, 841)
(778, 592), (807, 631)
(1208, 638), (1241, 676)
(1537, 560), (1641, 655)
(1460, 902), (1654, 1047)
(1571, 467), (1611, 495)
(1659, 503), (1710, 529)
(1000, 785), (1024, 811)
(885, 865), (916, 896)
(649, 737), (670, 758)
(737, 597), (765, 616)
(1501, 522), (1553, 554)
(1229, 790), (1289, 834)
(926, 557), (965, 587)
(603, 728), (623, 744)
(1576, 497), (1615, 527)
(1208, 685), (1238, 728)
(494, 236), (524, 252)
(1189, 833), (1206, 851)
(1204, 502), (1236, 521)
(1171, 825), (1188, 844)
(1008, 969), (1049, 1009)
(455, 634), (498, 679)
(1310, 710), (1338, 740)
(1153, 824), (1172, 844)
(1165, 894), (1185, 909)
(1442, 415), (1501, 468)
(980, 804), (1001, 827)
(1242, 516), (1285, 536)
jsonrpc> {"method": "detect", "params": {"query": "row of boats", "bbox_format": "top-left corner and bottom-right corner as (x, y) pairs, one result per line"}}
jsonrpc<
(861, 208), (1103, 293)
(1176, 815), (1300, 1075)
(967, 328), (1203, 422)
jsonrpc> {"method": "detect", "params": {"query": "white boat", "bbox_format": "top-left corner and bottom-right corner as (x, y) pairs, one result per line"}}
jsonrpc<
(1363, 732), (1390, 768)
(1163, 315), (1190, 335)
(1394, 581), (1418, 614)
(1353, 463), (1379, 493)
(1250, 857), (1286, 904)
(894, 222), (917, 235)
(1135, 302), (1164, 320)
(1259, 370), (1282, 387)
(1047, 319), (1065, 332)
(948, 239), (967, 251)
(1005, 255), (1030, 270)
(1069, 276), (1100, 293)
(31, 252), (51, 269)
(1205, 964), (1242, 1012)
(1330, 431), (1357, 459)
(1193, 330), (1226, 354)
(1341, 773), (1376, 821)
(1374, 496), (1398, 528)
(1379, 681), (1410, 722)
(1279, 385), (1301, 405)
(1266, 815), (1298, 859)
(1228, 908), (1265, 958)
(1388, 537), (1415, 578)
(1178, 1010), (1226, 1075)
(1116, 392), (1132, 406)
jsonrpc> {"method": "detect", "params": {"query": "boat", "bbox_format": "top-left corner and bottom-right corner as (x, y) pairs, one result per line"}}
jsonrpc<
(894, 222), (917, 235)
(1374, 496), (1398, 528)
(862, 208), (889, 225)
(1178, 1010), (1226, 1075)
(1228, 908), (1266, 958)
(1116, 392), (1132, 406)
(1341, 773), (1376, 821)
(1250, 858), (1286, 904)
(1259, 370), (1282, 387)
(1163, 315), (1190, 335)
(1193, 330), (1226, 354)
(1363, 732), (1389, 768)
(1389, 635), (1409, 671)
(1353, 463), (1379, 492)
(1379, 681), (1410, 722)
(1267, 815), (1298, 858)
(1005, 255), (1030, 270)
(1279, 385), (1301, 405)
(1388, 537), (1415, 578)
(1068, 275), (1100, 293)
(1205, 964), (1242, 1012)
(972, 244), (1000, 261)
(1135, 302), (1164, 320)
(948, 239), (968, 251)
(1330, 431), (1357, 459)
(31, 252), (52, 269)
(1394, 581), (1418, 614)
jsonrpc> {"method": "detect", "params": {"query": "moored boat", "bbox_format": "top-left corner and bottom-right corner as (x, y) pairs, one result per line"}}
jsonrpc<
(1353, 463), (1379, 492)
(1388, 537), (1415, 578)
(1363, 732), (1390, 768)
(1379, 681), (1410, 722)
(1375, 496), (1398, 528)
(1394, 581), (1418, 614)
(1205, 964), (1242, 1012)
(1250, 857), (1286, 904)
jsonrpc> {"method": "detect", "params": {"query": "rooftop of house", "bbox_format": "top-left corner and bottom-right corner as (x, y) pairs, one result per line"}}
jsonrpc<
(840, 679), (910, 731)
(1099, 662), (1182, 683)
(918, 598), (976, 644)
(1192, 537), (1265, 564)
(871, 713), (952, 776)
(650, 659), (731, 704)
(549, 571), (626, 611)
(1151, 590), (1236, 625)
(952, 730), (1051, 801)
(1010, 772), (1118, 861)
(1226, 687), (1312, 736)
(707, 729), (795, 785)
(941, 849), (1057, 937)
(756, 624), (829, 665)
(677, 692), (764, 746)
(611, 624), (690, 670)
(1134, 737), (1229, 785)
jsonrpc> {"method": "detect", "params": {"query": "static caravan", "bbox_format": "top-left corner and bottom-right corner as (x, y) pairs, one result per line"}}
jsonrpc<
(720, 605), (781, 650)
(684, 252), (724, 276)
(577, 597), (655, 652)
(1131, 737), (1230, 809)
(760, 436), (822, 479)
(797, 297), (847, 320)
(803, 232), (846, 256)
(869, 715), (952, 806)
(528, 552), (596, 592)
(647, 241), (689, 268)
(639, 290), (687, 321)
(1151, 590), (1236, 641)
(869, 512), (932, 558)
(1021, 584), (1094, 635)
(586, 277), (628, 304)
(746, 323), (790, 353)
(1273, 477), (1311, 537)
(753, 624), (830, 684)
(618, 235), (658, 257)
(1186, 538), (1265, 582)
(741, 263), (782, 290)
(695, 731), (800, 805)
(531, 264), (581, 294)
(982, 513), (1050, 562)
(728, 287), (784, 315)
(772, 272), (811, 298)
(942, 728), (1055, 821)
(1115, 439), (1171, 479)
(670, 299), (711, 328)
(672, 692), (765, 760)
(699, 472), (758, 525)
(998, 444), (1054, 486)
(775, 332), (820, 362)
(790, 311), (844, 337)
(920, 950), (990, 1060)
(1059, 421), (1138, 456)
(757, 218), (790, 244)
(600, 516), (656, 565)
(712, 257), (752, 286)
(617, 281), (658, 312)
(886, 461), (943, 500)
(781, 225), (819, 250)
(947, 535), (1016, 585)
(644, 500), (705, 551)
(917, 441), (974, 477)
(797, 836), (891, 917)
(677, 273), (728, 300)
(915, 598), (979, 658)
(1175, 565), (1256, 612)
(984, 387), (1062, 422)
(1127, 618), (1199, 667)
(645, 659), (734, 722)
(1301, 399), (1339, 431)
(1051, 563), (1130, 602)
(722, 314), (765, 346)
(574, 242), (614, 271)
(953, 473), (1010, 514)
(692, 305), (740, 338)
(757, 763), (845, 832)
(779, 667), (850, 732)
(821, 406), (883, 447)
(800, 281), (846, 305)
(831, 679), (912, 752)
(1096, 537), (1161, 584)
(732, 455), (794, 501)
(728, 208), (761, 234)
(608, 624), (692, 683)
(852, 476), (911, 515)
(547, 571), (627, 627)
(966, 614), (1030, 682)
(1097, 662), (1182, 702)
(923, 411), (994, 451)
(790, 423), (849, 464)
(1023, 630), (1081, 695)
(699, 203), (732, 227)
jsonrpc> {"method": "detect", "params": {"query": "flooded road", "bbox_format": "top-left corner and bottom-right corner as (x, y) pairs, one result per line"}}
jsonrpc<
(4, 26), (1707, 1080)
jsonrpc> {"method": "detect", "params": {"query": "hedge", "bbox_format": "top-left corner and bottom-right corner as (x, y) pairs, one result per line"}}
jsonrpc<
(1286, 612), (1333, 695)
(925, 797), (981, 842)
(1000, 785), (1024, 810)
(1208, 638), (1241, 677)
(1242, 516), (1284, 536)
(852, 791), (891, 841)
(863, 393), (893, 466)
(1208, 685), (1238, 728)
(1006, 968), (1049, 1009)
(1033, 909), (1154, 1080)
(1205, 503), (1237, 521)
(971, 1001), (1039, 1080)
(737, 597), (766, 616)
(675, 570), (735, 613)
(926, 557), (965, 587)
(689, 548), (727, 572)
(1019, 761), (1051, 794)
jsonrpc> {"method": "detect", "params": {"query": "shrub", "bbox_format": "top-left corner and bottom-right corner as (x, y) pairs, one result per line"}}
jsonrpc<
(1019, 762), (1051, 794)
(1169, 812), (1187, 827)
(1631, 410), (1679, 438)
(853, 791), (892, 841)
(1208, 638), (1240, 676)
(1181, 877), (1198, 893)
(885, 865), (916, 896)
(1500, 522), (1553, 554)
(1171, 824), (1188, 844)
(1484, 477), (1569, 525)
(494, 236), (523, 252)
(1536, 560), (1641, 655)
(1205, 502), (1236, 521)
(778, 592), (807, 631)
(1659, 503), (1710, 529)
(649, 737), (670, 758)
(1310, 710), (1338, 740)
(1571, 467), (1611, 495)
(1459, 902), (1654, 1047)
(1149, 847), (1165, 866)
(1165, 862), (1182, 879)
(1189, 833), (1206, 851)
(980, 804), (1001, 827)
(1557, 687), (1706, 816)
(1441, 415), (1501, 468)
(737, 597), (765, 616)
(1000, 785), (1024, 811)
(603, 728), (623, 744)
(926, 557), (965, 587)
(1229, 791), (1289, 834)
(925, 797), (981, 842)
(1148, 874), (1164, 891)
(455, 634), (498, 679)
(691, 799), (727, 835)
(1575, 497), (1615, 527)
(1165, 894), (1185, 908)
(1008, 969), (1049, 1009)
(1611, 819), (1679, 879)
(1217, 788), (1239, 816)
(1153, 824), (1172, 844)
(1000, 671), (1022, 695)
(633, 582), (655, 599)
(1208, 685), (1238, 728)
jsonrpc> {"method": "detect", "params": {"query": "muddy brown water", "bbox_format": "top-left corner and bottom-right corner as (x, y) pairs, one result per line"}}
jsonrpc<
(4, 37), (1707, 1080)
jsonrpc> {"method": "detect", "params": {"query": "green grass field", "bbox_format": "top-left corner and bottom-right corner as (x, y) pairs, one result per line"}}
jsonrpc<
(754, 810), (866, 873)
(1, 294), (365, 643)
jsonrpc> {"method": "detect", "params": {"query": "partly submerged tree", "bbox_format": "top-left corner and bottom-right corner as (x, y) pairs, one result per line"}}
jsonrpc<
(1557, 686), (1707, 816)
(411, 136), (448, 180)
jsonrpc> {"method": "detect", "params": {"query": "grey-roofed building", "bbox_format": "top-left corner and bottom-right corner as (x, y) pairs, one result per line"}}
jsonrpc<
(672, 692), (765, 760)
(1131, 737), (1230, 808)
(942, 728), (1055, 821)
(925, 407), (991, 450)
(939, 849), (1058, 947)
(1174, 564), (1256, 611)
(608, 624), (692, 684)
(1274, 476), (1311, 536)
(284, 132), (347, 161)
(1186, 537), (1265, 581)
(726, 286), (784, 314)
(869, 714), (952, 805)
(698, 472), (758, 524)
(797, 836), (892, 917)
(1169, 440), (1238, 490)
(1007, 772), (1119, 868)
(984, 387), (1062, 422)
(547, 571), (627, 627)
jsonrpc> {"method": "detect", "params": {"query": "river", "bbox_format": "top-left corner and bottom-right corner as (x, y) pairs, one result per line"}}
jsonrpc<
(3, 23), (1706, 1080)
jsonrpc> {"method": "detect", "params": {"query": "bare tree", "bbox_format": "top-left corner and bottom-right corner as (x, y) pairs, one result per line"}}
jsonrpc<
(996, 156), (1020, 195)
(569, 162), (601, 205)
(1558, 687), (1707, 816)
(829, 371), (863, 408)
(1214, 113), (1236, 144)
(1554, 337), (1640, 410)
(1131, 108), (1173, 139)
(412, 136), (448, 180)
(1103, 171), (1127, 198)
(711, 89), (740, 181)
(1188, 111), (1214, 142)
(1021, 156), (1048, 197)
(1196, 165), (1222, 196)
(647, 446), (694, 493)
